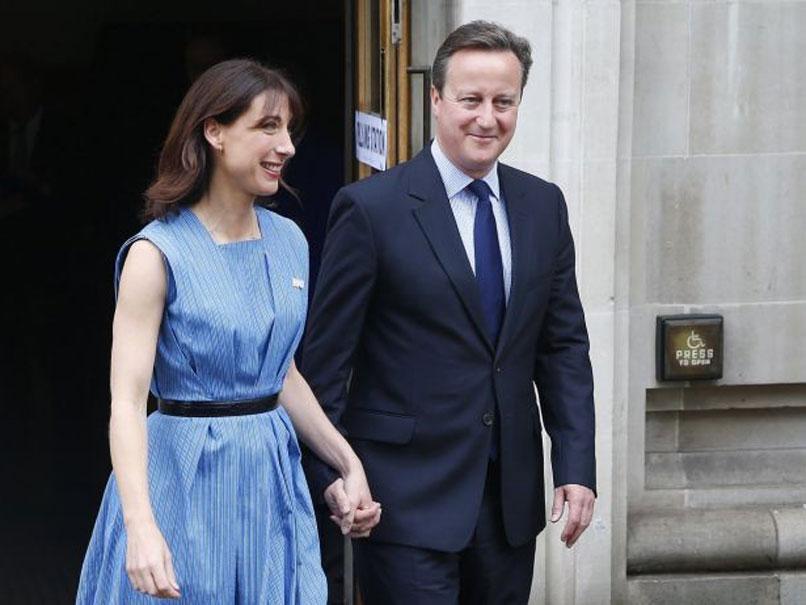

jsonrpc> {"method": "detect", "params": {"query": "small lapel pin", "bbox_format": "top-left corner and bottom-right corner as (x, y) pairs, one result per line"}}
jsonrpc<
(292, 277), (305, 289)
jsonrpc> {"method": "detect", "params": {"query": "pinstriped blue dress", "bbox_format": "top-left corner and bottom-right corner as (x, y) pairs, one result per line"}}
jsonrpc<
(77, 206), (327, 604)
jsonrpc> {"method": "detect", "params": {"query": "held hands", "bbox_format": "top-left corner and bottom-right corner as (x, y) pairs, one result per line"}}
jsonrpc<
(125, 518), (181, 599)
(550, 484), (596, 548)
(324, 468), (382, 538)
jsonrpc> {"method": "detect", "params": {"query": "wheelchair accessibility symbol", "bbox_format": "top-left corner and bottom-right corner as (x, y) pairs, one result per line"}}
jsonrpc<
(675, 329), (714, 367)
(686, 331), (706, 350)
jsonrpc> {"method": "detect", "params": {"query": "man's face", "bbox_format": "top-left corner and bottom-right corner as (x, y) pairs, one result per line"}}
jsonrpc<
(431, 49), (522, 178)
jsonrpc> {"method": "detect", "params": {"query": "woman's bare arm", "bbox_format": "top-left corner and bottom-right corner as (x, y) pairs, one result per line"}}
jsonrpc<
(279, 361), (381, 536)
(109, 239), (179, 598)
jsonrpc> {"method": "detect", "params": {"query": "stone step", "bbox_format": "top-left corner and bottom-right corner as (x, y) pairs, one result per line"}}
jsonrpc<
(645, 448), (806, 489)
(646, 407), (806, 453)
(635, 485), (806, 511)
(628, 507), (806, 574)
(628, 571), (806, 605)
(646, 384), (806, 413)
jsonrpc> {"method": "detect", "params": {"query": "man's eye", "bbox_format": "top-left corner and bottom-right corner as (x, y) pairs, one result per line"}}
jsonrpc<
(460, 97), (480, 106)
(495, 99), (515, 110)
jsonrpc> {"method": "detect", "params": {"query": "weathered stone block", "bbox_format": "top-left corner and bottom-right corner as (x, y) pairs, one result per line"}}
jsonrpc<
(646, 449), (806, 490)
(628, 573), (779, 605)
(779, 572), (806, 605)
(690, 3), (806, 154)
(628, 509), (777, 573)
(633, 3), (689, 157)
(772, 509), (806, 567)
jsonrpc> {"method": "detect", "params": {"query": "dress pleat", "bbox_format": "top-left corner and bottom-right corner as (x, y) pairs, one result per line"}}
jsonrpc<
(77, 206), (326, 604)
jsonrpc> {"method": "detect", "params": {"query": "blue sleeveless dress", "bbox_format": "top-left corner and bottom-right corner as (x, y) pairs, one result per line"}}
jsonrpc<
(77, 206), (327, 604)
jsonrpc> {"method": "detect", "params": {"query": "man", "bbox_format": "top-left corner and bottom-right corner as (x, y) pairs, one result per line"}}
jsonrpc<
(303, 20), (596, 604)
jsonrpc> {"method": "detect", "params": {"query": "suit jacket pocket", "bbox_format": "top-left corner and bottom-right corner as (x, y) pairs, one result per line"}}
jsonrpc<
(343, 408), (417, 445)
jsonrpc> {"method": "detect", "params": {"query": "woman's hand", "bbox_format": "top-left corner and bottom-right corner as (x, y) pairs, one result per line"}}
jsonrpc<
(325, 465), (382, 538)
(125, 519), (181, 599)
(344, 466), (382, 538)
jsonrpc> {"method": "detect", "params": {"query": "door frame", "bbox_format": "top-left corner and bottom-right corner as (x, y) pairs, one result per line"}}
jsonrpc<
(351, 0), (411, 180)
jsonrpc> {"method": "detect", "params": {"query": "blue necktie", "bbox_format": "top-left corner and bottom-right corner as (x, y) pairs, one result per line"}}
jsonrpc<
(468, 179), (505, 344)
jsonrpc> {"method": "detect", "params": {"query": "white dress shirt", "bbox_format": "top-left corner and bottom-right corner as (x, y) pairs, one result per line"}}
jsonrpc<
(430, 139), (512, 302)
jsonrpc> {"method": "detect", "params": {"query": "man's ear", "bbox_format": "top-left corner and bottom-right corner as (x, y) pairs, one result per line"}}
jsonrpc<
(430, 85), (441, 116)
(203, 118), (224, 152)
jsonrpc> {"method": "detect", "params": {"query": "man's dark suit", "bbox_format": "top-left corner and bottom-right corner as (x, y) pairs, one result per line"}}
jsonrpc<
(302, 145), (595, 554)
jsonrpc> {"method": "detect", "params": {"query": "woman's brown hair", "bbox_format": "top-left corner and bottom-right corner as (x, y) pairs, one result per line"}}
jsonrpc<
(143, 58), (304, 220)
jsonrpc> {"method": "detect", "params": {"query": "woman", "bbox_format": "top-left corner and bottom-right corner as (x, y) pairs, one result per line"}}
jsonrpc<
(77, 59), (379, 603)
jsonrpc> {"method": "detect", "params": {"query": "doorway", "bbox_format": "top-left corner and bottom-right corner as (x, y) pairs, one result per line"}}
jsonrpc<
(0, 3), (345, 601)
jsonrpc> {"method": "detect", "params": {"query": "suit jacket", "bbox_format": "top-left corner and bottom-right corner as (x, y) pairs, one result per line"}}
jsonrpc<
(302, 146), (595, 552)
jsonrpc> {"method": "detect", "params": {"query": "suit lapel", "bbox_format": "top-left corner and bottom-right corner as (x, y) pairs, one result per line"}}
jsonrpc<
(495, 164), (531, 359)
(409, 148), (495, 354)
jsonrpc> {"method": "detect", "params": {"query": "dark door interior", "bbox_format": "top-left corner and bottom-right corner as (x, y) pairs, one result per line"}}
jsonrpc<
(0, 2), (345, 601)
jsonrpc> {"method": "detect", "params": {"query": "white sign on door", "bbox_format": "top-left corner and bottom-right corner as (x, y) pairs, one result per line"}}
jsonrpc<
(355, 111), (387, 171)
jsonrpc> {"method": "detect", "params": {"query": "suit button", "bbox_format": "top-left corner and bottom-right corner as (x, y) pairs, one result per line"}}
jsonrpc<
(482, 412), (494, 426)
(495, 366), (503, 373)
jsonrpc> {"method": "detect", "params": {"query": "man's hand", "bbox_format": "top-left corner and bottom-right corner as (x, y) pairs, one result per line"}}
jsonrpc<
(550, 484), (595, 548)
(324, 472), (382, 538)
(342, 503), (382, 538)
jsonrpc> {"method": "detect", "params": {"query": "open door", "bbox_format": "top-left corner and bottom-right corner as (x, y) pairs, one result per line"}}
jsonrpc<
(352, 0), (412, 179)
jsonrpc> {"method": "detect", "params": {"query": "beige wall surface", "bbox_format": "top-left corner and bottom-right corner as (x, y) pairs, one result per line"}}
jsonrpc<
(418, 0), (806, 603)
(627, 5), (806, 603)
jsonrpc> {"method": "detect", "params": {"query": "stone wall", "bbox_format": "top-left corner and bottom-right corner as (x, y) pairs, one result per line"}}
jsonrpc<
(627, 2), (806, 602)
(418, 0), (806, 602)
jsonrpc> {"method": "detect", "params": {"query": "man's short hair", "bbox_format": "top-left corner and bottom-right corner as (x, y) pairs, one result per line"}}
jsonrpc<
(432, 20), (533, 94)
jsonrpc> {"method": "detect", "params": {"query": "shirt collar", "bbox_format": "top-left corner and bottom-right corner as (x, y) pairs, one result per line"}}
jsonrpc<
(431, 138), (500, 201)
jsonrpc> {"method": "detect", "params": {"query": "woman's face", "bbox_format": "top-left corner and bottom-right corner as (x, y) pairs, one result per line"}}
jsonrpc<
(211, 91), (295, 197)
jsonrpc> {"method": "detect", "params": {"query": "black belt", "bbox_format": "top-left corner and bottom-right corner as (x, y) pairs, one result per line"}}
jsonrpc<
(157, 394), (279, 417)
